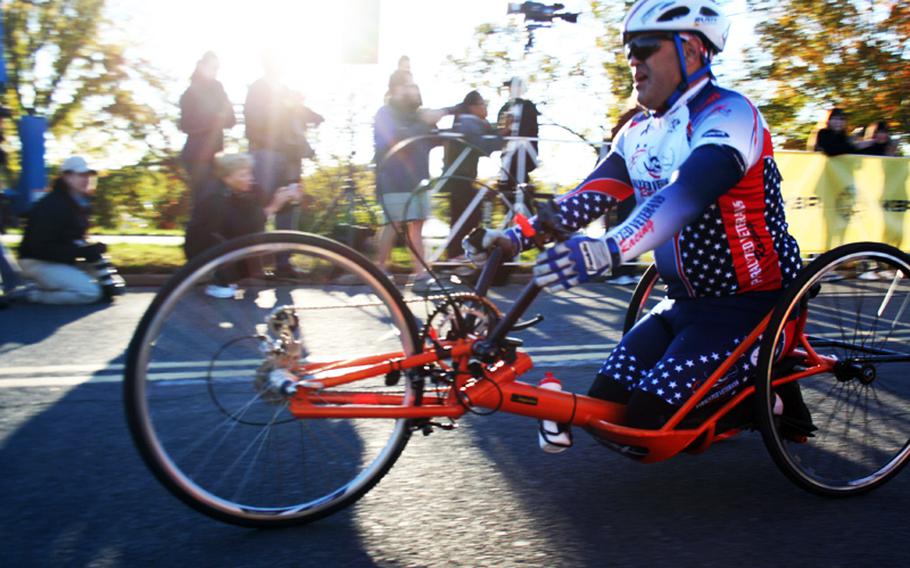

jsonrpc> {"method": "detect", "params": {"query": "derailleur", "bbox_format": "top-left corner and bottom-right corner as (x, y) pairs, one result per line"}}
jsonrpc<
(254, 305), (307, 402)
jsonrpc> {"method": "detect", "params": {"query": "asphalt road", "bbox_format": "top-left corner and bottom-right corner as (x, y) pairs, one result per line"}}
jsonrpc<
(1, 282), (908, 567)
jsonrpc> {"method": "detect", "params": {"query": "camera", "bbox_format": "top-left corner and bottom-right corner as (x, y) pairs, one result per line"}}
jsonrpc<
(507, 2), (579, 23)
(79, 244), (126, 300)
(89, 255), (127, 300)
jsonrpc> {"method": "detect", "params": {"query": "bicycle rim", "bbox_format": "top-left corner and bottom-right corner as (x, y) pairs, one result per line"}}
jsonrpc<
(125, 232), (420, 526)
(757, 243), (910, 495)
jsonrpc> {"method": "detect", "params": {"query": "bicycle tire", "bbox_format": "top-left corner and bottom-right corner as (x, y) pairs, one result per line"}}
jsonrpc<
(124, 231), (422, 527)
(622, 264), (661, 335)
(755, 242), (910, 496)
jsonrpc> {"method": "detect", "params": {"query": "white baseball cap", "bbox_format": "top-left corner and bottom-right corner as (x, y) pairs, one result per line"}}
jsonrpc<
(61, 156), (97, 175)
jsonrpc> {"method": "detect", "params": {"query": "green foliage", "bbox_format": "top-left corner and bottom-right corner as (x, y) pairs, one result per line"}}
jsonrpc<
(295, 162), (380, 234)
(92, 154), (188, 230)
(745, 0), (910, 148)
(591, 0), (637, 127)
(2, 0), (170, 184)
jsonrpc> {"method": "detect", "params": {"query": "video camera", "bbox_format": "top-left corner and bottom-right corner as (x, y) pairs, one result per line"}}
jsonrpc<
(507, 2), (579, 24)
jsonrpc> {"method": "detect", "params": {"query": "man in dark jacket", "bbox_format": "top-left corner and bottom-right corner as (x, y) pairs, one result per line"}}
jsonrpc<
(443, 90), (506, 259)
(179, 52), (235, 196)
(244, 54), (323, 276)
(18, 157), (119, 304)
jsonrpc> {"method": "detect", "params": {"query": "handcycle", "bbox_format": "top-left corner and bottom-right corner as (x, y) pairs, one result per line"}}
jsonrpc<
(124, 208), (910, 528)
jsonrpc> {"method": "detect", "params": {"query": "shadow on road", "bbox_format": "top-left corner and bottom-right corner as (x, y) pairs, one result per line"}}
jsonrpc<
(0, 365), (384, 567)
(0, 302), (112, 354)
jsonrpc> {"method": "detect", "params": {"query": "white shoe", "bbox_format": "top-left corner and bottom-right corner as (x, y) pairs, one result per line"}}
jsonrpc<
(411, 276), (456, 296)
(538, 420), (572, 453)
(205, 284), (237, 299)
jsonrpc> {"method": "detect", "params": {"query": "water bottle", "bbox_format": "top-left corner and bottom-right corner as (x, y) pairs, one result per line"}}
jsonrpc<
(538, 373), (572, 453)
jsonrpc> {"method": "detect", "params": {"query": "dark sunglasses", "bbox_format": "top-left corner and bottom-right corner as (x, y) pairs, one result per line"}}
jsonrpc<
(625, 34), (673, 62)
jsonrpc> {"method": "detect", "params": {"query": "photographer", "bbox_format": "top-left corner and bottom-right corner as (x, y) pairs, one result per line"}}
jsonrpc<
(17, 157), (125, 304)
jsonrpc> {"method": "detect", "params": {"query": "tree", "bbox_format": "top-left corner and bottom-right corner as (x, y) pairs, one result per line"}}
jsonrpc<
(2, 0), (171, 183)
(745, 0), (910, 149)
(590, 0), (637, 129)
(445, 12), (609, 146)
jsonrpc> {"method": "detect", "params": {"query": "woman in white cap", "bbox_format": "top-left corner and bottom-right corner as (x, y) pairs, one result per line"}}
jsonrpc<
(18, 156), (123, 304)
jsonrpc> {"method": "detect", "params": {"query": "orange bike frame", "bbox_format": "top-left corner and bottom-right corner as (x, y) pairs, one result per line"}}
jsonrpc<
(287, 311), (836, 463)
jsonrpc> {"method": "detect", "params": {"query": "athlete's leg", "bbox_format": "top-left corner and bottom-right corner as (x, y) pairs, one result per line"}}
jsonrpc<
(625, 297), (772, 429)
(589, 300), (675, 403)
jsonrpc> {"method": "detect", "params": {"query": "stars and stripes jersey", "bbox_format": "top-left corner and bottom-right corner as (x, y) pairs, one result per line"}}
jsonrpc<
(511, 79), (801, 299)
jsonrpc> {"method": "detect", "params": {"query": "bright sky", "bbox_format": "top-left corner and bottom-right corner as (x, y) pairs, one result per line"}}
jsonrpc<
(96, 0), (753, 182)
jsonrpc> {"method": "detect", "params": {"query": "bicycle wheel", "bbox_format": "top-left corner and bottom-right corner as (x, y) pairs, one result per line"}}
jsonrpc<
(622, 264), (662, 335)
(125, 231), (422, 527)
(755, 242), (910, 496)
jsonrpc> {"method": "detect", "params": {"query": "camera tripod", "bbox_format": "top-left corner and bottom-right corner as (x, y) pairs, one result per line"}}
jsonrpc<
(308, 154), (377, 253)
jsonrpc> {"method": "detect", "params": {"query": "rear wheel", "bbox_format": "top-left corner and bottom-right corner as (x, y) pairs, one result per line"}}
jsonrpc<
(622, 264), (662, 335)
(125, 231), (422, 527)
(755, 242), (910, 496)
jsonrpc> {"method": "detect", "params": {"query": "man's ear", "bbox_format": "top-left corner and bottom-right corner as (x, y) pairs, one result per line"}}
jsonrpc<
(684, 36), (707, 68)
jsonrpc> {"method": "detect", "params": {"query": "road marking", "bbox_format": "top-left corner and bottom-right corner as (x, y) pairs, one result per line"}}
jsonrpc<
(0, 344), (610, 388)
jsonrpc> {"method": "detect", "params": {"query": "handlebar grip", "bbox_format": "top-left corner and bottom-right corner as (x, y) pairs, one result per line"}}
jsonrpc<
(466, 227), (487, 254)
(474, 247), (504, 298)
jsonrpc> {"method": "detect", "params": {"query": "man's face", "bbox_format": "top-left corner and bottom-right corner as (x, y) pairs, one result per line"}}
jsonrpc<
(469, 101), (488, 120)
(626, 33), (683, 110)
(199, 57), (219, 80)
(828, 115), (846, 132)
(392, 82), (421, 110)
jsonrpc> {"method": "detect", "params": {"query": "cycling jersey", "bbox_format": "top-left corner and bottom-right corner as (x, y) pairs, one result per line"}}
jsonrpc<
(511, 78), (802, 299)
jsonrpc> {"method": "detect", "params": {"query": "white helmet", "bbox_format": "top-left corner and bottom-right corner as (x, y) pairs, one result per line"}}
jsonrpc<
(622, 0), (730, 54)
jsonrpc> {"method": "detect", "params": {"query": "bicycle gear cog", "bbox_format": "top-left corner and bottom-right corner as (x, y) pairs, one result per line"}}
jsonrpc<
(422, 293), (502, 343)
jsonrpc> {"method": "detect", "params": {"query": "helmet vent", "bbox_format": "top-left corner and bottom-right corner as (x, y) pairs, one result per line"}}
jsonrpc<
(700, 7), (719, 16)
(657, 7), (691, 22)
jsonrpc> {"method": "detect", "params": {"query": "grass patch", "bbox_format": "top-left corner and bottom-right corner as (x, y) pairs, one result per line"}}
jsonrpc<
(108, 243), (185, 274)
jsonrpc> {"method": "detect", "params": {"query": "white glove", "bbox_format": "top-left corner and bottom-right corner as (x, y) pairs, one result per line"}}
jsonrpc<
(462, 228), (518, 265)
(533, 236), (615, 293)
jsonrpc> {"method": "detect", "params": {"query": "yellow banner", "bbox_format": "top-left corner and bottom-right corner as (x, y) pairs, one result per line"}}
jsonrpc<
(777, 151), (910, 254)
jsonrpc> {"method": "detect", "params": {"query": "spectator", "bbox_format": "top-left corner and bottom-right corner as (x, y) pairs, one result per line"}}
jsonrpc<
(178, 51), (235, 205)
(373, 70), (448, 293)
(0, 191), (32, 305)
(443, 90), (506, 259)
(183, 152), (302, 298)
(497, 76), (540, 188)
(244, 52), (323, 276)
(17, 157), (124, 304)
(809, 108), (877, 156)
(861, 121), (898, 156)
(397, 55), (411, 74)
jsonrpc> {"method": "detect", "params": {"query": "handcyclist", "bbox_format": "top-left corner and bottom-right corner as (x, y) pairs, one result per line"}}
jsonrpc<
(465, 0), (814, 451)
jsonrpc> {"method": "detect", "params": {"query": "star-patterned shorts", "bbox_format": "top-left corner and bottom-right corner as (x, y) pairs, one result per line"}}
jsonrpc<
(596, 292), (781, 409)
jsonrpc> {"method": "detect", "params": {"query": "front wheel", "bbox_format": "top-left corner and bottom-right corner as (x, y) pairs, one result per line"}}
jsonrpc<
(124, 231), (422, 527)
(755, 242), (910, 496)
